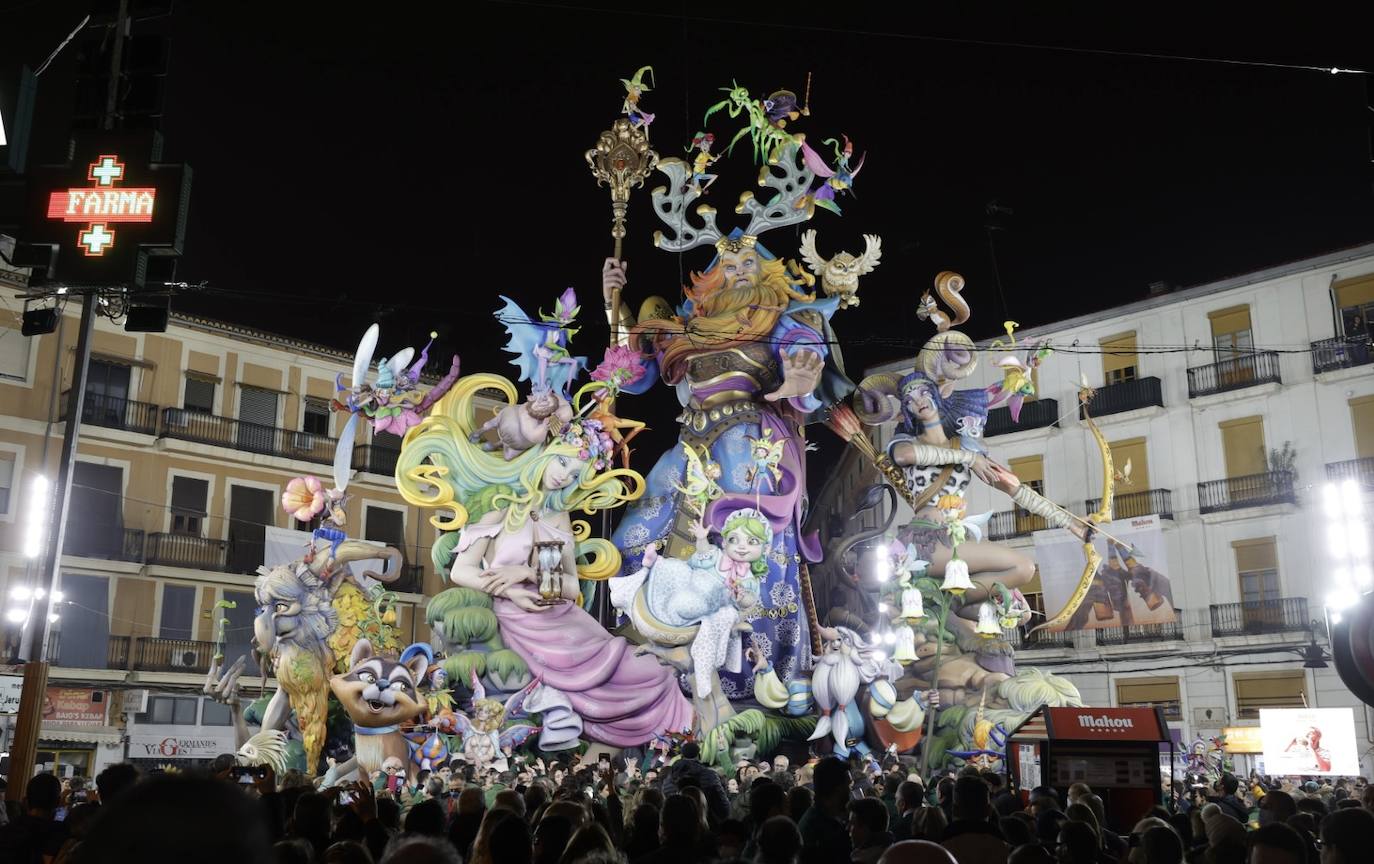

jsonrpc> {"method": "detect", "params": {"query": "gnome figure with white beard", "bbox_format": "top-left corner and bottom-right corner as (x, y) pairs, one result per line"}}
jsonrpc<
(753, 626), (929, 759)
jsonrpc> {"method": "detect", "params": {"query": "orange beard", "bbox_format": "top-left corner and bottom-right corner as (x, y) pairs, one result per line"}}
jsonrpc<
(637, 260), (814, 384)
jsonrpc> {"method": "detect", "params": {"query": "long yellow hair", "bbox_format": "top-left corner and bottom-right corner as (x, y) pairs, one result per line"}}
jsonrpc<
(636, 257), (814, 384)
(395, 373), (644, 579)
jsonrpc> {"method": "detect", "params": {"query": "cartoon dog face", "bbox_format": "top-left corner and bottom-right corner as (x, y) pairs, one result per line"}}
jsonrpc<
(330, 638), (428, 729)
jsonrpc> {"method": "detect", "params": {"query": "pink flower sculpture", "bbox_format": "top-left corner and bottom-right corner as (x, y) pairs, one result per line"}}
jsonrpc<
(282, 476), (326, 522)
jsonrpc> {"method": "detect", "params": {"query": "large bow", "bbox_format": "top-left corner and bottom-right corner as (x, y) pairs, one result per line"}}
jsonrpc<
(1037, 384), (1113, 631)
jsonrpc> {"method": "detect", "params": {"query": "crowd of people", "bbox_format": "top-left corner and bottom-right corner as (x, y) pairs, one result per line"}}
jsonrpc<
(2, 745), (1373, 864)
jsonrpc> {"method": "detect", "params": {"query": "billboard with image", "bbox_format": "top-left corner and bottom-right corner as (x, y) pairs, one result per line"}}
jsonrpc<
(1260, 708), (1361, 777)
(1033, 514), (1174, 631)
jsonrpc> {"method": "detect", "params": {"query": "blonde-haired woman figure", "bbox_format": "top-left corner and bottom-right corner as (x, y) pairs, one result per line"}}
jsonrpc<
(398, 374), (693, 746)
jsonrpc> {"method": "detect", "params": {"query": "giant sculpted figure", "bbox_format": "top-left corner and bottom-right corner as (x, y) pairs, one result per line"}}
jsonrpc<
(603, 144), (857, 696)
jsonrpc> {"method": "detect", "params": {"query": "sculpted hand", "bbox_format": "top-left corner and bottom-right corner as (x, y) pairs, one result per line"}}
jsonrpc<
(688, 520), (709, 542)
(482, 566), (535, 597)
(764, 350), (823, 402)
(602, 258), (628, 306)
(508, 586), (553, 613)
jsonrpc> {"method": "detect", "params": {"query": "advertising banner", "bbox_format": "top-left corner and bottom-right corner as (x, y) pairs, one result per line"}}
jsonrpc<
(43, 687), (108, 727)
(1260, 708), (1361, 777)
(1033, 514), (1174, 631)
(128, 730), (237, 760)
(0, 674), (22, 714)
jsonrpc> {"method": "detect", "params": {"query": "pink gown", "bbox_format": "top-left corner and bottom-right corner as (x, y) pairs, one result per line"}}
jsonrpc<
(457, 514), (694, 746)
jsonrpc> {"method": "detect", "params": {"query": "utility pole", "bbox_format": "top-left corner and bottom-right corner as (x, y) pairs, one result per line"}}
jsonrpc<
(5, 291), (97, 795)
(4, 1), (130, 799)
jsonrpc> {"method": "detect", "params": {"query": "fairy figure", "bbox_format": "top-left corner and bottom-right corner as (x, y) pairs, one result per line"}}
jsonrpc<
(674, 443), (723, 518)
(686, 131), (719, 195)
(575, 345), (650, 469)
(610, 508), (770, 722)
(745, 427), (786, 493)
(495, 289), (588, 400)
(801, 134), (866, 215)
(333, 325), (462, 438)
(621, 65), (656, 128)
(985, 321), (1053, 423)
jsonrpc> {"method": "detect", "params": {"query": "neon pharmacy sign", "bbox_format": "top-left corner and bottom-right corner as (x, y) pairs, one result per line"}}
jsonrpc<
(45, 154), (157, 256)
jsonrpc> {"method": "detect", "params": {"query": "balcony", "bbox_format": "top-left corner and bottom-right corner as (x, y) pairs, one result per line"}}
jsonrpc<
(353, 444), (402, 476)
(1186, 351), (1281, 398)
(1007, 627), (1074, 650)
(1080, 377), (1164, 420)
(1311, 336), (1373, 375)
(1197, 470), (1296, 514)
(1085, 489), (1173, 520)
(1326, 458), (1374, 488)
(1094, 619), (1184, 646)
(160, 408), (338, 465)
(132, 637), (217, 673)
(1209, 597), (1309, 637)
(64, 527), (145, 563)
(61, 390), (160, 435)
(985, 399), (1060, 438)
(107, 635), (133, 670)
(987, 510), (1051, 541)
(146, 532), (229, 572)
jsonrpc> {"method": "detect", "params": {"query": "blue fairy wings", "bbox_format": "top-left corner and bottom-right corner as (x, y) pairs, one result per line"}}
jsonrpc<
(495, 294), (588, 398)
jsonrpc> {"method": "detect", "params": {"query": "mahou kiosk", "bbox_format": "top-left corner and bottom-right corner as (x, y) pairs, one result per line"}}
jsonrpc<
(1006, 706), (1172, 832)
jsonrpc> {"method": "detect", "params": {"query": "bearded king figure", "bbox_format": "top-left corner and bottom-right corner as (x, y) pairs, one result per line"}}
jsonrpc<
(603, 142), (857, 697)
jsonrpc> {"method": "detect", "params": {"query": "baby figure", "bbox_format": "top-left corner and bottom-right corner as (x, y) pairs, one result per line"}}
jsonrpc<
(612, 507), (768, 697)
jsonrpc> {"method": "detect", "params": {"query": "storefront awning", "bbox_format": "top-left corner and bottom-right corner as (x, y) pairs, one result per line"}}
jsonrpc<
(40, 725), (124, 746)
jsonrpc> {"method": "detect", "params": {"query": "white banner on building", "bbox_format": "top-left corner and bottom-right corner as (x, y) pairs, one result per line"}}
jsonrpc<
(1260, 708), (1361, 777)
(263, 526), (388, 591)
(1033, 514), (1174, 631)
(0, 674), (23, 714)
(128, 730), (238, 760)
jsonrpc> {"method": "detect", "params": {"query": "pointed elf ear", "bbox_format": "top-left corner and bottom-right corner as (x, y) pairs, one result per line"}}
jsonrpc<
(939, 380), (957, 399)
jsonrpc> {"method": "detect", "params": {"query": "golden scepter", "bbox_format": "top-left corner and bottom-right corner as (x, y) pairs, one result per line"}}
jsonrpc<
(585, 66), (659, 343)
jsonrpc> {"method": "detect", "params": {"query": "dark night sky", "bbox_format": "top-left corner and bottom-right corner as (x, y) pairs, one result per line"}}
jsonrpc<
(6, 1), (1373, 483)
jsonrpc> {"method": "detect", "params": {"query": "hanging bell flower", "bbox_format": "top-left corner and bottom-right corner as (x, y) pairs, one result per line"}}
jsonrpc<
(940, 556), (975, 595)
(975, 601), (1003, 638)
(894, 624), (919, 664)
(901, 586), (925, 622)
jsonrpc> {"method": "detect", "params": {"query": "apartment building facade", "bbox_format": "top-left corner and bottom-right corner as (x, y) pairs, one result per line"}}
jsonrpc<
(813, 242), (1374, 778)
(0, 280), (451, 776)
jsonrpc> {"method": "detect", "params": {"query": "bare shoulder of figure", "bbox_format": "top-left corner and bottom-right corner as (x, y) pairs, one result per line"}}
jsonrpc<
(476, 506), (509, 526)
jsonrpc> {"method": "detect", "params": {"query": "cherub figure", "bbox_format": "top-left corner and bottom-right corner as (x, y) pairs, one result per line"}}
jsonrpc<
(745, 428), (786, 493)
(610, 508), (769, 722)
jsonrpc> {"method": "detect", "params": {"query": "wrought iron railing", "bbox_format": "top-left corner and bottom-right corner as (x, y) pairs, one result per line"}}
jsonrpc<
(987, 510), (1051, 541)
(1187, 351), (1281, 398)
(65, 527), (145, 562)
(353, 445), (401, 476)
(1080, 377), (1164, 419)
(1326, 458), (1374, 488)
(1085, 489), (1173, 520)
(1197, 470), (1296, 514)
(146, 532), (230, 572)
(985, 399), (1060, 438)
(1094, 619), (1184, 645)
(1311, 336), (1373, 375)
(1007, 627), (1074, 649)
(160, 408), (338, 465)
(107, 635), (133, 670)
(62, 390), (160, 435)
(133, 637), (216, 673)
(1209, 597), (1309, 637)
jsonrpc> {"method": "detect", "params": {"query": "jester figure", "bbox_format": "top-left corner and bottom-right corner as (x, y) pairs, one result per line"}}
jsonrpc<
(602, 141), (855, 697)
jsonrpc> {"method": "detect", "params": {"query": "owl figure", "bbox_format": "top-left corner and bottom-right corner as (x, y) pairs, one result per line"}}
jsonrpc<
(797, 230), (882, 309)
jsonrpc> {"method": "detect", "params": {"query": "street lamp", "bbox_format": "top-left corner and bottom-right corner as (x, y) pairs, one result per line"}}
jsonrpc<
(1322, 479), (1370, 627)
(22, 475), (50, 558)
